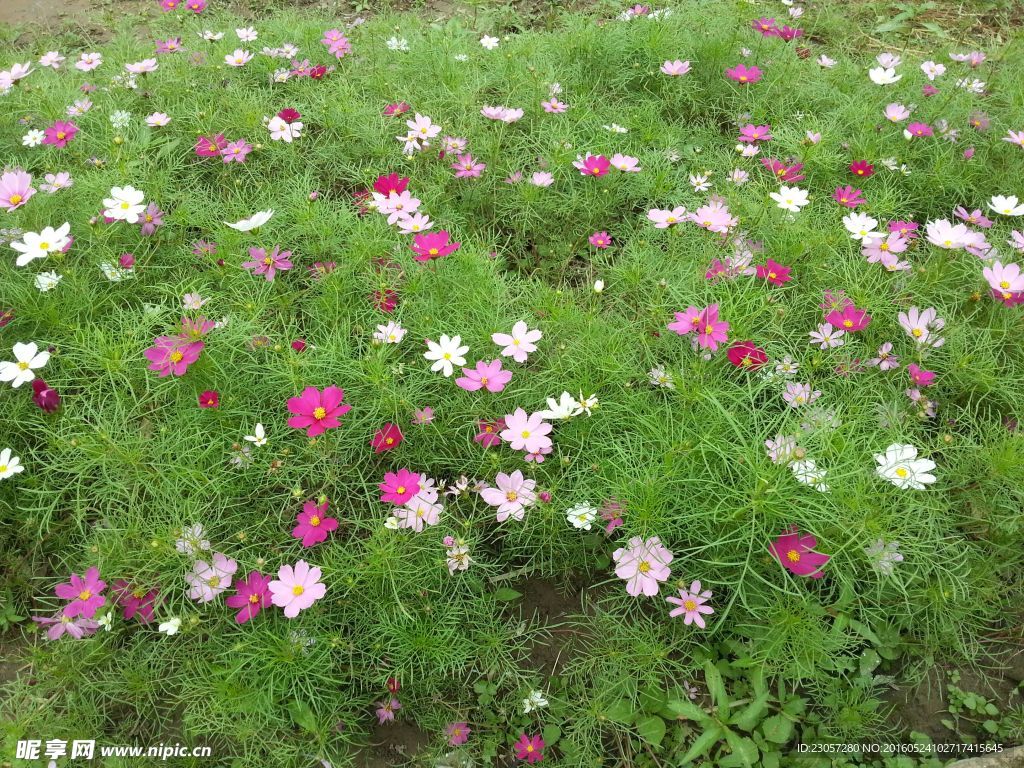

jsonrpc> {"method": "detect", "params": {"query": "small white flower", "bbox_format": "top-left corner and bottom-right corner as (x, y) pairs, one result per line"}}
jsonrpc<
(386, 37), (410, 52)
(989, 195), (1024, 217)
(424, 335), (468, 377)
(244, 423), (267, 447)
(225, 209), (274, 231)
(920, 60), (946, 80)
(158, 617), (182, 636)
(202, 30), (224, 41)
(603, 123), (628, 134)
(22, 129), (45, 147)
(110, 110), (133, 129)
(35, 271), (62, 292)
(874, 443), (936, 489)
(566, 503), (598, 530)
(537, 392), (582, 420)
(374, 322), (406, 344)
(770, 185), (809, 213)
(267, 115), (302, 142)
(10, 223), (71, 267)
(97, 612), (113, 631)
(236, 26), (258, 41)
(0, 447), (24, 480)
(864, 538), (904, 575)
(479, 35), (500, 50)
(649, 366), (675, 389)
(593, 279), (605, 293)
(0, 342), (50, 388)
(791, 459), (829, 492)
(868, 66), (901, 85)
(454, 54), (469, 62)
(577, 392), (599, 415)
(522, 690), (549, 714)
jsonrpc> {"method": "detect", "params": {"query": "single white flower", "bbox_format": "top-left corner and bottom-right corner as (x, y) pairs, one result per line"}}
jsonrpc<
(0, 342), (50, 388)
(22, 129), (45, 147)
(868, 66), (901, 85)
(479, 35), (500, 50)
(158, 617), (182, 636)
(424, 335), (468, 377)
(770, 185), (809, 212)
(267, 115), (302, 142)
(236, 26), (258, 41)
(920, 60), (946, 80)
(537, 392), (582, 420)
(522, 690), (549, 714)
(566, 503), (598, 530)
(0, 448), (24, 480)
(244, 423), (267, 447)
(842, 212), (883, 243)
(791, 459), (829, 492)
(35, 271), (62, 292)
(385, 37), (410, 52)
(989, 195), (1024, 217)
(10, 223), (71, 267)
(224, 209), (274, 231)
(102, 186), (146, 223)
(874, 443), (936, 489)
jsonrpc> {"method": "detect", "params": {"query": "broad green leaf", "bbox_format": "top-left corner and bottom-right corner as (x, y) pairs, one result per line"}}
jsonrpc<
(724, 731), (759, 768)
(287, 698), (317, 733)
(703, 660), (728, 710)
(679, 725), (724, 765)
(542, 724), (561, 745)
(761, 714), (794, 744)
(664, 698), (706, 722)
(636, 715), (666, 746)
(605, 699), (635, 724)
(492, 587), (522, 601)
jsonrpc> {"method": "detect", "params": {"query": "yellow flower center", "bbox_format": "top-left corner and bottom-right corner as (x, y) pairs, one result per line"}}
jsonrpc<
(912, 328), (923, 338)
(78, 590), (92, 600)
(17, 361), (30, 370)
(480, 377), (489, 385)
(10, 194), (22, 204)
(39, 242), (50, 250)
(207, 576), (220, 587)
(704, 325), (713, 334)
(428, 247), (439, 255)
(739, 75), (748, 82)
(505, 491), (518, 502)
(843, 320), (853, 328)
(638, 561), (651, 574)
(385, 437), (394, 445)
(895, 467), (909, 478)
(684, 599), (697, 611)
(521, 430), (530, 438)
(292, 585), (305, 596)
(248, 593), (259, 603)
(263, 257), (273, 265)
(1000, 280), (1010, 289)
(310, 516), (321, 526)
(120, 202), (130, 209)
(169, 351), (184, 363)
(313, 407), (326, 420)
(396, 485), (406, 494)
(787, 550), (800, 562)
(57, 132), (66, 139)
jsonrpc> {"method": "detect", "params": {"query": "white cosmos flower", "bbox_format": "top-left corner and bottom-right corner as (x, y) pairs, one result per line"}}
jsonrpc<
(874, 443), (936, 489)
(522, 690), (549, 713)
(0, 342), (50, 388)
(374, 322), (406, 344)
(35, 271), (62, 292)
(225, 49), (253, 67)
(10, 223), (71, 266)
(102, 186), (146, 223)
(268, 115), (302, 142)
(566, 503), (598, 530)
(158, 617), (182, 635)
(244, 423), (267, 447)
(479, 35), (500, 50)
(537, 391), (582, 420)
(842, 212), (883, 243)
(791, 459), (829, 492)
(770, 185), (809, 212)
(224, 209), (274, 231)
(424, 335), (468, 377)
(989, 195), (1024, 217)
(0, 448), (25, 480)
(869, 66), (901, 85)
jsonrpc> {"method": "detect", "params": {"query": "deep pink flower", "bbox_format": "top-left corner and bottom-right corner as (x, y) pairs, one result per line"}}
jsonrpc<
(727, 341), (768, 370)
(574, 153), (610, 177)
(374, 173), (409, 196)
(696, 305), (730, 351)
(287, 386), (351, 437)
(194, 134), (227, 157)
(277, 107), (301, 123)
(380, 468), (422, 505)
(446, 722), (471, 746)
(760, 158), (805, 182)
(371, 423), (404, 452)
(411, 231), (460, 262)
(144, 336), (204, 377)
(224, 571), (272, 624)
(666, 580), (714, 627)
(589, 231), (612, 248)
(725, 64), (762, 84)
(849, 160), (874, 178)
(474, 418), (505, 448)
(456, 359), (512, 393)
(383, 102), (411, 117)
(55, 567), (106, 618)
(292, 498), (339, 547)
(31, 378), (61, 413)
(906, 122), (933, 138)
(738, 124), (772, 143)
(111, 580), (159, 623)
(826, 305), (871, 332)
(769, 527), (830, 579)
(198, 390), (220, 408)
(242, 245), (293, 281)
(514, 733), (545, 764)
(907, 363), (935, 387)
(43, 121), (79, 148)
(833, 185), (865, 208)
(756, 259), (792, 286)
(185, 0), (206, 12)
(888, 220), (919, 238)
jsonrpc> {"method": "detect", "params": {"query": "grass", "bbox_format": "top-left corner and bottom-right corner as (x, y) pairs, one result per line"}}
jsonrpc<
(1, 0), (1023, 765)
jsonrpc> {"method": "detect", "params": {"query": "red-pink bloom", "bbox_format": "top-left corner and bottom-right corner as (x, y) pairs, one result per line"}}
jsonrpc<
(43, 121), (79, 148)
(456, 359), (512, 393)
(374, 173), (409, 196)
(514, 733), (545, 764)
(589, 231), (612, 248)
(242, 245), (293, 281)
(737, 124), (772, 143)
(760, 158), (805, 182)
(752, 17), (777, 34)
(383, 102), (411, 117)
(55, 567), (106, 618)
(446, 722), (471, 746)
(185, 0), (206, 12)
(371, 422), (404, 453)
(769, 527), (830, 579)
(826, 305), (871, 332)
(727, 341), (768, 370)
(374, 288), (399, 313)
(144, 336), (204, 377)
(833, 185), (865, 208)
(849, 160), (874, 178)
(287, 386), (351, 437)
(756, 259), (792, 286)
(111, 580), (159, 623)
(224, 571), (272, 624)
(906, 122), (933, 138)
(725, 63), (762, 84)
(574, 153), (610, 177)
(474, 418), (505, 448)
(411, 231), (460, 262)
(696, 305), (729, 351)
(194, 134), (227, 157)
(667, 305), (702, 336)
(198, 390), (219, 408)
(277, 107), (301, 123)
(292, 498), (339, 547)
(32, 378), (61, 413)
(380, 468), (422, 505)
(907, 363), (935, 387)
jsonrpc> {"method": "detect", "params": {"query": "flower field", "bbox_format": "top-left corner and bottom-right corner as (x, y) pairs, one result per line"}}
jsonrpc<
(1, 0), (1023, 765)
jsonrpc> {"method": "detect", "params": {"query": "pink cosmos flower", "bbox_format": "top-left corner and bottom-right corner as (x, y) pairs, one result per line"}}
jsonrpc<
(725, 63), (762, 84)
(287, 386), (351, 437)
(898, 306), (945, 348)
(446, 722), (471, 746)
(647, 206), (687, 228)
(760, 158), (805, 182)
(907, 363), (935, 387)
(144, 336), (204, 377)
(727, 341), (768, 370)
(186, 553), (238, 603)
(292, 498), (339, 547)
(589, 231), (612, 248)
(220, 139), (253, 163)
(783, 382), (820, 407)
(863, 234), (908, 263)
(696, 305), (729, 351)
(33, 613), (100, 640)
(412, 407), (434, 425)
(668, 306), (703, 336)
(573, 153), (610, 177)
(55, 567), (106, 618)
(43, 121), (78, 147)
(382, 102), (410, 116)
(474, 419), (505, 448)
(456, 359), (512, 392)
(756, 259), (792, 286)
(984, 261), (1024, 301)
(243, 246), (293, 281)
(185, 0), (206, 11)
(867, 342), (900, 371)
(660, 59), (691, 76)
(612, 536), (673, 596)
(139, 202), (165, 236)
(376, 698), (401, 724)
(500, 409), (552, 454)
(954, 207), (993, 228)
(514, 734), (545, 764)
(541, 98), (567, 113)
(769, 527), (830, 578)
(269, 560), (326, 618)
(411, 231), (460, 262)
(666, 580), (714, 627)
(737, 124), (772, 143)
(610, 153), (641, 172)
(480, 470), (537, 522)
(371, 423), (404, 453)
(452, 153), (486, 178)
(224, 571), (272, 624)
(905, 122), (934, 138)
(380, 468), (422, 505)
(394, 483), (443, 531)
(850, 160), (874, 178)
(690, 202), (738, 233)
(492, 321), (542, 362)
(826, 305), (871, 332)
(111, 580), (159, 623)
(833, 185), (865, 208)
(884, 102), (911, 122)
(0, 170), (35, 212)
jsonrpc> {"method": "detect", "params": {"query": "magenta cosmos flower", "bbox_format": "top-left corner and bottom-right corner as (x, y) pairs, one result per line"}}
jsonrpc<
(756, 259), (792, 286)
(474, 418), (505, 448)
(194, 134), (227, 157)
(55, 566), (106, 618)
(371, 423), (404, 452)
(573, 153), (610, 177)
(589, 231), (612, 248)
(514, 733), (545, 764)
(0, 169), (36, 212)
(696, 305), (730, 350)
(826, 304), (871, 332)
(411, 231), (460, 262)
(33, 613), (100, 640)
(613, 536), (673, 596)
(456, 359), (512, 392)
(769, 527), (830, 578)
(833, 185), (865, 208)
(224, 571), (272, 624)
(480, 470), (537, 522)
(287, 385), (351, 437)
(144, 336), (204, 377)
(111, 580), (159, 623)
(43, 120), (79, 148)
(243, 245), (293, 282)
(292, 498), (339, 547)
(380, 468), (422, 505)
(666, 580), (714, 627)
(446, 722), (471, 746)
(726, 63), (762, 84)
(269, 560), (326, 618)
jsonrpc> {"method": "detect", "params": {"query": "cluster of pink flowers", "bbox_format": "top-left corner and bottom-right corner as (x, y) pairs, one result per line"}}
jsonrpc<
(144, 316), (216, 377)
